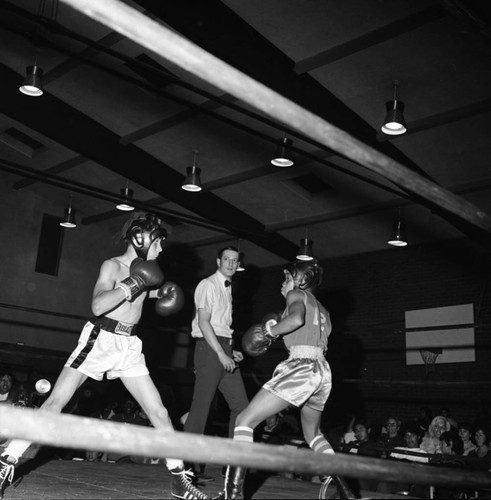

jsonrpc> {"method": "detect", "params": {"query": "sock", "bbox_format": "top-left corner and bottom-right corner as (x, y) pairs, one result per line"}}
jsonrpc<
(166, 458), (184, 471)
(310, 434), (335, 454)
(2, 439), (32, 463)
(233, 426), (253, 443)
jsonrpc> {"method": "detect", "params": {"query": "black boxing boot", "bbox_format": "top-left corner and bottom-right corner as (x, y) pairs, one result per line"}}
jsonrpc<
(214, 466), (246, 500)
(331, 476), (359, 499)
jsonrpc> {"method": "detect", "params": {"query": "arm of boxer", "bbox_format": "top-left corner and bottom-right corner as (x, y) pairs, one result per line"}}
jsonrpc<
(267, 290), (305, 337)
(197, 308), (236, 372)
(155, 281), (184, 316)
(92, 259), (129, 316)
(118, 259), (164, 301)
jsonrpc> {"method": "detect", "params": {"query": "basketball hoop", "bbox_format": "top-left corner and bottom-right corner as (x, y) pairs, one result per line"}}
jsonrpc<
(419, 348), (442, 374)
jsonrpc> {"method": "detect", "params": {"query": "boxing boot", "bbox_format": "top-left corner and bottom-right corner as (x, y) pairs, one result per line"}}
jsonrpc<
(0, 455), (16, 498)
(169, 465), (210, 499)
(332, 475), (359, 499)
(214, 466), (246, 499)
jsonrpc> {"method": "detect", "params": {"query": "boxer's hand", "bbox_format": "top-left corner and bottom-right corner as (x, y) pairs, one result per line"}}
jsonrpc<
(118, 258), (164, 301)
(155, 281), (185, 316)
(242, 320), (277, 357)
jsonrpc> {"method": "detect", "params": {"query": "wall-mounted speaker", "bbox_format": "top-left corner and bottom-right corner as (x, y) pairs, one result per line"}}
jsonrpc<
(35, 214), (64, 276)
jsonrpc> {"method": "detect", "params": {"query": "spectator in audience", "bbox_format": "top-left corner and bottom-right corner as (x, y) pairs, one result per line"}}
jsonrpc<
(458, 422), (477, 456)
(390, 422), (429, 463)
(466, 425), (490, 470)
(341, 419), (378, 458)
(111, 398), (141, 424)
(414, 406), (432, 434)
(341, 413), (356, 446)
(376, 416), (405, 457)
(439, 430), (464, 456)
(341, 419), (378, 492)
(378, 422), (430, 496)
(440, 407), (458, 430)
(420, 415), (451, 454)
(0, 368), (17, 405)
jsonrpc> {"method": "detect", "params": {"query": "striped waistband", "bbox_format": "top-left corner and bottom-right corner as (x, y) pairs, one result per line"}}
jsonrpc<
(195, 336), (234, 346)
(91, 317), (137, 336)
(288, 345), (325, 360)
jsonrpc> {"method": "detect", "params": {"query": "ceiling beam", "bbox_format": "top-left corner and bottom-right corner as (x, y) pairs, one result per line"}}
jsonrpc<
(12, 155), (86, 190)
(0, 63), (298, 260)
(294, 4), (447, 74)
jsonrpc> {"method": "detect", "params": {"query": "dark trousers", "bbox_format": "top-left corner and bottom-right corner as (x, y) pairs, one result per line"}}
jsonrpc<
(184, 337), (249, 438)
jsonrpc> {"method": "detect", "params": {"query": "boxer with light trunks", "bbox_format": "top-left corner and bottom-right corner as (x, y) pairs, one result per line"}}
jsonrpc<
(0, 212), (208, 500)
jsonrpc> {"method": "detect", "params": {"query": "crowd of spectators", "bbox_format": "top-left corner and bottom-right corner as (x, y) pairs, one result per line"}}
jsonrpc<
(1, 365), (490, 497)
(335, 406), (491, 498)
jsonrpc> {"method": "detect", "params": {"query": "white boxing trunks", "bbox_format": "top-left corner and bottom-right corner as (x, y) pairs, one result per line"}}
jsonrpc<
(65, 318), (149, 381)
(263, 345), (331, 411)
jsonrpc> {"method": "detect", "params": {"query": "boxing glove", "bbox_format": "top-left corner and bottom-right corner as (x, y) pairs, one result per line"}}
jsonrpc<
(155, 281), (185, 316)
(118, 258), (164, 301)
(242, 320), (278, 357)
(261, 311), (282, 325)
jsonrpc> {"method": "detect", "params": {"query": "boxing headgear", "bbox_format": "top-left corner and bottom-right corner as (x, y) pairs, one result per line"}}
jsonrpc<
(125, 213), (167, 259)
(284, 259), (323, 290)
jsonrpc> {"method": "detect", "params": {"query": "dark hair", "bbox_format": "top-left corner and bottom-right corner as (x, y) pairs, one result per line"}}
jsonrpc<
(284, 259), (323, 290)
(0, 367), (13, 378)
(403, 422), (424, 438)
(353, 419), (370, 431)
(217, 246), (239, 259)
(458, 422), (474, 434)
(440, 431), (464, 455)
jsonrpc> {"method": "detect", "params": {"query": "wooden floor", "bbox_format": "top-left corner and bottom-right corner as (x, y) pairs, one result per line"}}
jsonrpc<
(4, 458), (411, 499)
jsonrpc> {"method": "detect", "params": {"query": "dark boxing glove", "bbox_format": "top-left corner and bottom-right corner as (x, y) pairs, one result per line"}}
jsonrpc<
(261, 311), (281, 324)
(118, 258), (164, 301)
(155, 281), (185, 316)
(242, 319), (278, 357)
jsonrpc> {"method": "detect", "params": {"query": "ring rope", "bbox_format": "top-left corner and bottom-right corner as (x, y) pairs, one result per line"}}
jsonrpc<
(1, 406), (490, 490)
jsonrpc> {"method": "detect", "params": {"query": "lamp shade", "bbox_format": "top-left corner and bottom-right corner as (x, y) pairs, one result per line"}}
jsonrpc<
(60, 206), (76, 228)
(296, 238), (314, 261)
(388, 220), (407, 247)
(19, 66), (44, 97)
(116, 187), (135, 211)
(271, 137), (294, 167)
(237, 251), (245, 272)
(182, 165), (202, 192)
(381, 100), (407, 135)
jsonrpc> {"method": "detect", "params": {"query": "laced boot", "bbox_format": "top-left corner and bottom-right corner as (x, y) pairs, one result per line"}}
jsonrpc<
(318, 475), (333, 499)
(0, 455), (16, 498)
(169, 465), (210, 499)
(332, 476), (359, 500)
(214, 466), (246, 500)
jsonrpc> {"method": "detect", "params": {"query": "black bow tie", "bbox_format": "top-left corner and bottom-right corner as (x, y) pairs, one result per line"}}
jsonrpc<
(224, 280), (231, 287)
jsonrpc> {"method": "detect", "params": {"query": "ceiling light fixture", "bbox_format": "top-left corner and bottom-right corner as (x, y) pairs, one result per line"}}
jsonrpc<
(388, 217), (407, 247)
(296, 227), (314, 261)
(116, 180), (135, 211)
(236, 239), (245, 272)
(381, 80), (407, 136)
(271, 135), (294, 167)
(19, 65), (44, 97)
(182, 150), (202, 192)
(60, 195), (76, 228)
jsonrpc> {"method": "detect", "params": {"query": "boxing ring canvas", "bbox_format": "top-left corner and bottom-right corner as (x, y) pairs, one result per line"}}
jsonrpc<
(405, 304), (475, 365)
